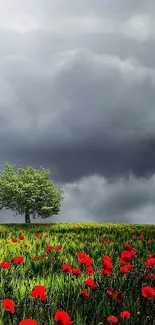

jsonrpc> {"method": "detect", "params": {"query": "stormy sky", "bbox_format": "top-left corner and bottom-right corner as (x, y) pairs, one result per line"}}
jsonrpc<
(0, 0), (155, 224)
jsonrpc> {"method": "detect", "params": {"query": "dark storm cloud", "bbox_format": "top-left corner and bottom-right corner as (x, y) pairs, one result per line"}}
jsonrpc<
(0, 0), (155, 224)
(1, 48), (155, 183)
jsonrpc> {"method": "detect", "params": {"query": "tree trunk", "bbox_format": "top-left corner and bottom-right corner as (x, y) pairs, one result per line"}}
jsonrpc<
(25, 209), (31, 223)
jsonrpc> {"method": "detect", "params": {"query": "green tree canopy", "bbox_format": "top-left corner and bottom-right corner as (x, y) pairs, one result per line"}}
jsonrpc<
(0, 161), (65, 223)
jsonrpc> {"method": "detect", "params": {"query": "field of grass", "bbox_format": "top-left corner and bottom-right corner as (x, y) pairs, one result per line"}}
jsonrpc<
(0, 222), (155, 325)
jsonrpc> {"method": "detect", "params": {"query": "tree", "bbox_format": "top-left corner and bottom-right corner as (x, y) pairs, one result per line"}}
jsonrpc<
(0, 161), (65, 223)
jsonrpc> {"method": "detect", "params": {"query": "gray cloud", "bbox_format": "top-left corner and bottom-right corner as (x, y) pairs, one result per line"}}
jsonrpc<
(1, 49), (155, 182)
(0, 1), (155, 224)
(0, 0), (155, 40)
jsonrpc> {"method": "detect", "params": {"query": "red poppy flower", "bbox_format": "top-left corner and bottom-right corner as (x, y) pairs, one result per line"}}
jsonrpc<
(12, 238), (18, 243)
(19, 235), (25, 240)
(19, 320), (38, 325)
(86, 265), (94, 276)
(102, 255), (111, 262)
(100, 268), (113, 275)
(120, 311), (131, 318)
(80, 290), (90, 297)
(124, 243), (132, 251)
(105, 240), (111, 245)
(120, 251), (131, 264)
(55, 245), (62, 251)
(13, 256), (24, 264)
(76, 252), (86, 259)
(107, 315), (118, 323)
(0, 261), (11, 269)
(72, 268), (81, 276)
(106, 287), (114, 295)
(2, 298), (16, 313)
(30, 285), (47, 301)
(54, 310), (74, 325)
(130, 249), (137, 257)
(119, 266), (130, 274)
(99, 238), (105, 242)
(141, 286), (155, 300)
(113, 292), (124, 301)
(150, 253), (155, 258)
(62, 264), (72, 273)
(45, 245), (53, 252)
(79, 255), (93, 265)
(84, 279), (97, 289)
(102, 260), (113, 269)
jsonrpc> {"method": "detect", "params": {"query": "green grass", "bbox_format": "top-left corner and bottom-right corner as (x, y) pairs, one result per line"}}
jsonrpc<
(0, 222), (155, 325)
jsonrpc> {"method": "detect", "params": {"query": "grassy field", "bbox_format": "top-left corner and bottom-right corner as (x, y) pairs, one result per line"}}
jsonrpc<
(0, 222), (155, 325)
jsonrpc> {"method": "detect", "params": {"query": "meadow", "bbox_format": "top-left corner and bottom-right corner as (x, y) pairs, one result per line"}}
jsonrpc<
(0, 222), (155, 325)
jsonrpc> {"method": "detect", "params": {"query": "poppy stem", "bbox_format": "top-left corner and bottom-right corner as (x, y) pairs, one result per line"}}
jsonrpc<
(9, 312), (14, 324)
